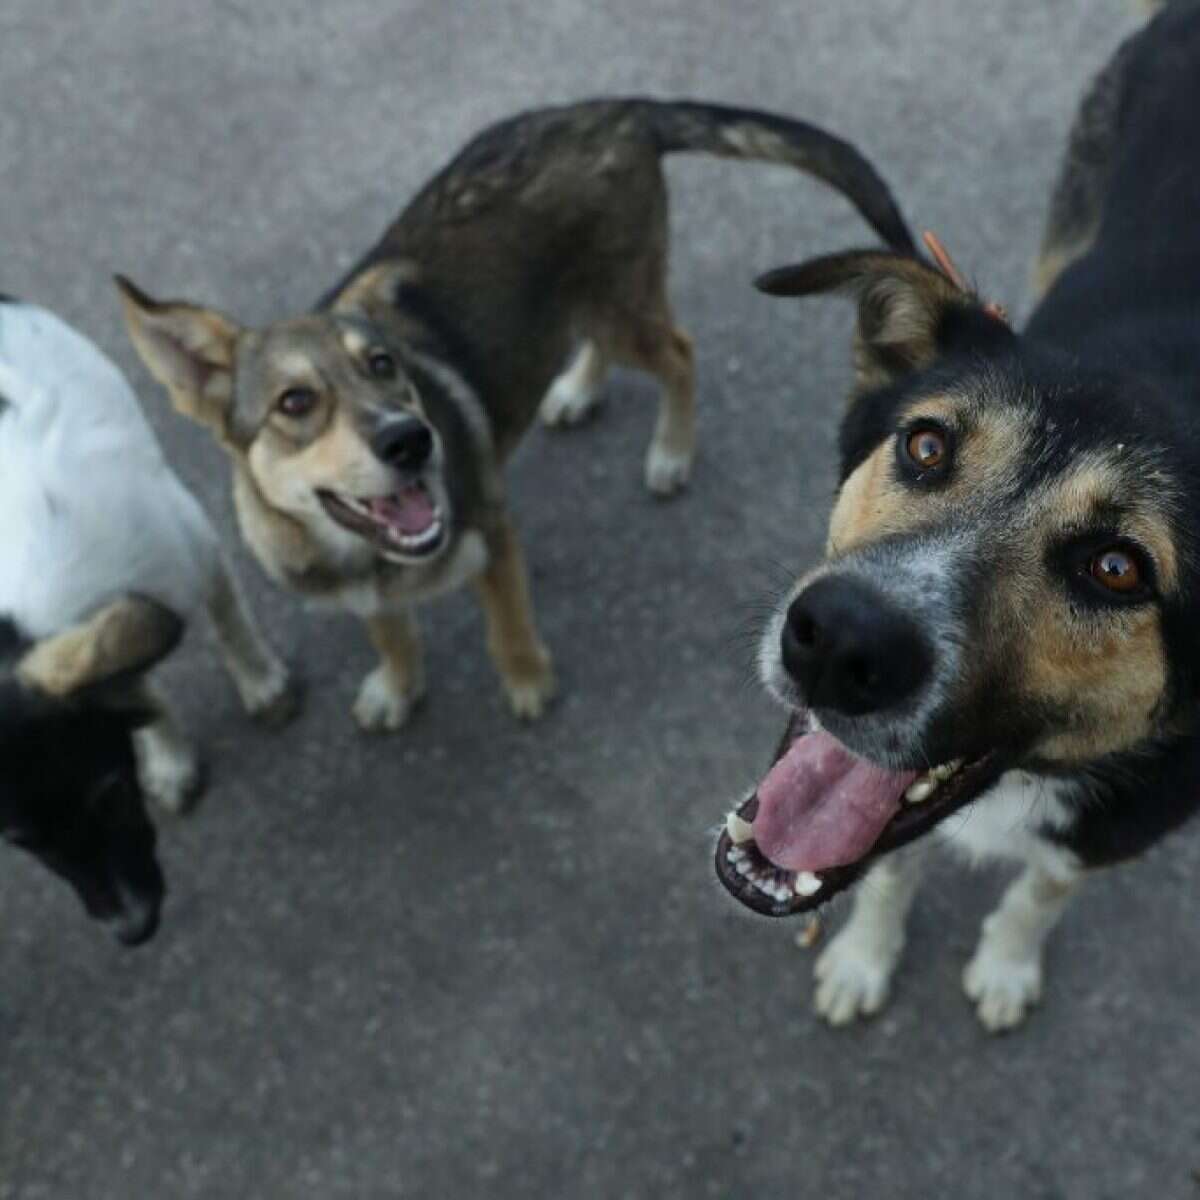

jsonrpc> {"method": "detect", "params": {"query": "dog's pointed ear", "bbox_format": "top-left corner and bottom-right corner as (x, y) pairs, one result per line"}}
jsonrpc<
(18, 596), (184, 702)
(756, 249), (1014, 397)
(115, 275), (240, 434)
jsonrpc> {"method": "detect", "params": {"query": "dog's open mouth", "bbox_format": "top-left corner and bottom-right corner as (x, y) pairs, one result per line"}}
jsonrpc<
(714, 715), (1003, 916)
(318, 482), (446, 559)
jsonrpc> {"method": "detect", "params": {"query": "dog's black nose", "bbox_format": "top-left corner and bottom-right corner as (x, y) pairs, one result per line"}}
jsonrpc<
(371, 418), (433, 471)
(781, 576), (932, 716)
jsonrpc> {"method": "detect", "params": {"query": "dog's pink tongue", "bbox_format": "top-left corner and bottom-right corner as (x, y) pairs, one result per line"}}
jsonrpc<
(752, 731), (917, 872)
(370, 486), (435, 535)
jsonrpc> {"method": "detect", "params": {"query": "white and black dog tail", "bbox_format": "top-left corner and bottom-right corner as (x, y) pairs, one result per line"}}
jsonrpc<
(646, 99), (915, 253)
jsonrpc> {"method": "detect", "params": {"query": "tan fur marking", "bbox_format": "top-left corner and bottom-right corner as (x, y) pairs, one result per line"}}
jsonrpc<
(18, 597), (180, 698)
(1031, 241), (1090, 302)
(471, 516), (554, 708)
(330, 260), (421, 318)
(826, 397), (1029, 556)
(827, 442), (911, 555)
(1023, 605), (1166, 762)
(1038, 457), (1179, 592)
(249, 403), (389, 516)
(365, 611), (423, 695)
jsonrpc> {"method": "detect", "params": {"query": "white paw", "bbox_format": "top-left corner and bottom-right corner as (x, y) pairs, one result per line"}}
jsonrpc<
(813, 929), (901, 1027)
(502, 652), (557, 721)
(540, 378), (600, 427)
(239, 660), (300, 728)
(352, 666), (424, 733)
(644, 443), (693, 496)
(963, 948), (1043, 1033)
(138, 742), (202, 815)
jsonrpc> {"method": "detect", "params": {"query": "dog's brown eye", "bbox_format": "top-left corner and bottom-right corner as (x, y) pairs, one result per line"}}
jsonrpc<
(1090, 548), (1141, 593)
(368, 352), (395, 379)
(277, 388), (317, 418)
(906, 428), (947, 470)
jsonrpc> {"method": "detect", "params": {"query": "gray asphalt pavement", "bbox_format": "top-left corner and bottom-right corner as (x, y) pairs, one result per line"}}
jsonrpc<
(3, 2), (1196, 1197)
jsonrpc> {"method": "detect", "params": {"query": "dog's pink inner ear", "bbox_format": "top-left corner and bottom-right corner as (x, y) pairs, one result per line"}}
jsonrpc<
(115, 276), (239, 429)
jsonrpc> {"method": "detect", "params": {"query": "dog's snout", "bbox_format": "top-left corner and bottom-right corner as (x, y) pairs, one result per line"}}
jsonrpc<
(371, 417), (433, 471)
(781, 576), (933, 716)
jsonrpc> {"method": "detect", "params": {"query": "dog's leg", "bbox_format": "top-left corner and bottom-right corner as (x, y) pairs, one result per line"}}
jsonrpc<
(133, 687), (202, 815)
(617, 317), (695, 497)
(354, 611), (426, 732)
(963, 860), (1081, 1033)
(207, 559), (297, 726)
(540, 340), (609, 427)
(473, 516), (555, 719)
(813, 846), (928, 1026)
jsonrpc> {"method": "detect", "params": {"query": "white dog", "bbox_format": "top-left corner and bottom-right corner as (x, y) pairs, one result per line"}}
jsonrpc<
(0, 295), (295, 812)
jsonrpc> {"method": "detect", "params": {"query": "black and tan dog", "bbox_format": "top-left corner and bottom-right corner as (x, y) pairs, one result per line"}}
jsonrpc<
(117, 100), (911, 730)
(716, 2), (1200, 1031)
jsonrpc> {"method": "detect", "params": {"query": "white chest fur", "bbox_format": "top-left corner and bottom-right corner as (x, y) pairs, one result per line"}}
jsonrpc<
(936, 769), (1080, 878)
(324, 529), (490, 617)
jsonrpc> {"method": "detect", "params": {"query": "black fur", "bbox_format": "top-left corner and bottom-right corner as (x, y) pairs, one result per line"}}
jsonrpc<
(0, 618), (165, 945)
(1021, 4), (1200, 864)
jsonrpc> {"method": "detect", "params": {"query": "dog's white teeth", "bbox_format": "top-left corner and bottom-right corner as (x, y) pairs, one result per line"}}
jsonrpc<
(735, 859), (753, 878)
(726, 812), (754, 845)
(726, 846), (747, 864)
(794, 871), (822, 897)
(904, 758), (964, 804)
(905, 777), (937, 804)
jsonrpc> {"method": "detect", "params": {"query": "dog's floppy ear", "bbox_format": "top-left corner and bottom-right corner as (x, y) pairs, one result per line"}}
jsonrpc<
(18, 595), (183, 703)
(756, 248), (1014, 398)
(115, 276), (240, 434)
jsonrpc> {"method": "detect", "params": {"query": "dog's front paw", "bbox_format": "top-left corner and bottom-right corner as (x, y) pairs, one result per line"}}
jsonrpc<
(540, 377), (601, 427)
(353, 666), (424, 733)
(241, 662), (301, 728)
(813, 928), (901, 1027)
(644, 443), (693, 497)
(963, 947), (1043, 1033)
(137, 738), (203, 815)
(500, 648), (557, 721)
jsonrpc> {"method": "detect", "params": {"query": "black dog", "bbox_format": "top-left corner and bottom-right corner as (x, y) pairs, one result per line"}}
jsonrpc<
(1, 599), (181, 945)
(716, 0), (1200, 1030)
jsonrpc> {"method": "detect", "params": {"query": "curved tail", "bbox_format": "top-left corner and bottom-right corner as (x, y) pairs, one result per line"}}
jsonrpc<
(646, 100), (914, 253)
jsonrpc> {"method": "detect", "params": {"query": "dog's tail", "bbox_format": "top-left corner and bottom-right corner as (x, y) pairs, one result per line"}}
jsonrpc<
(646, 100), (915, 253)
